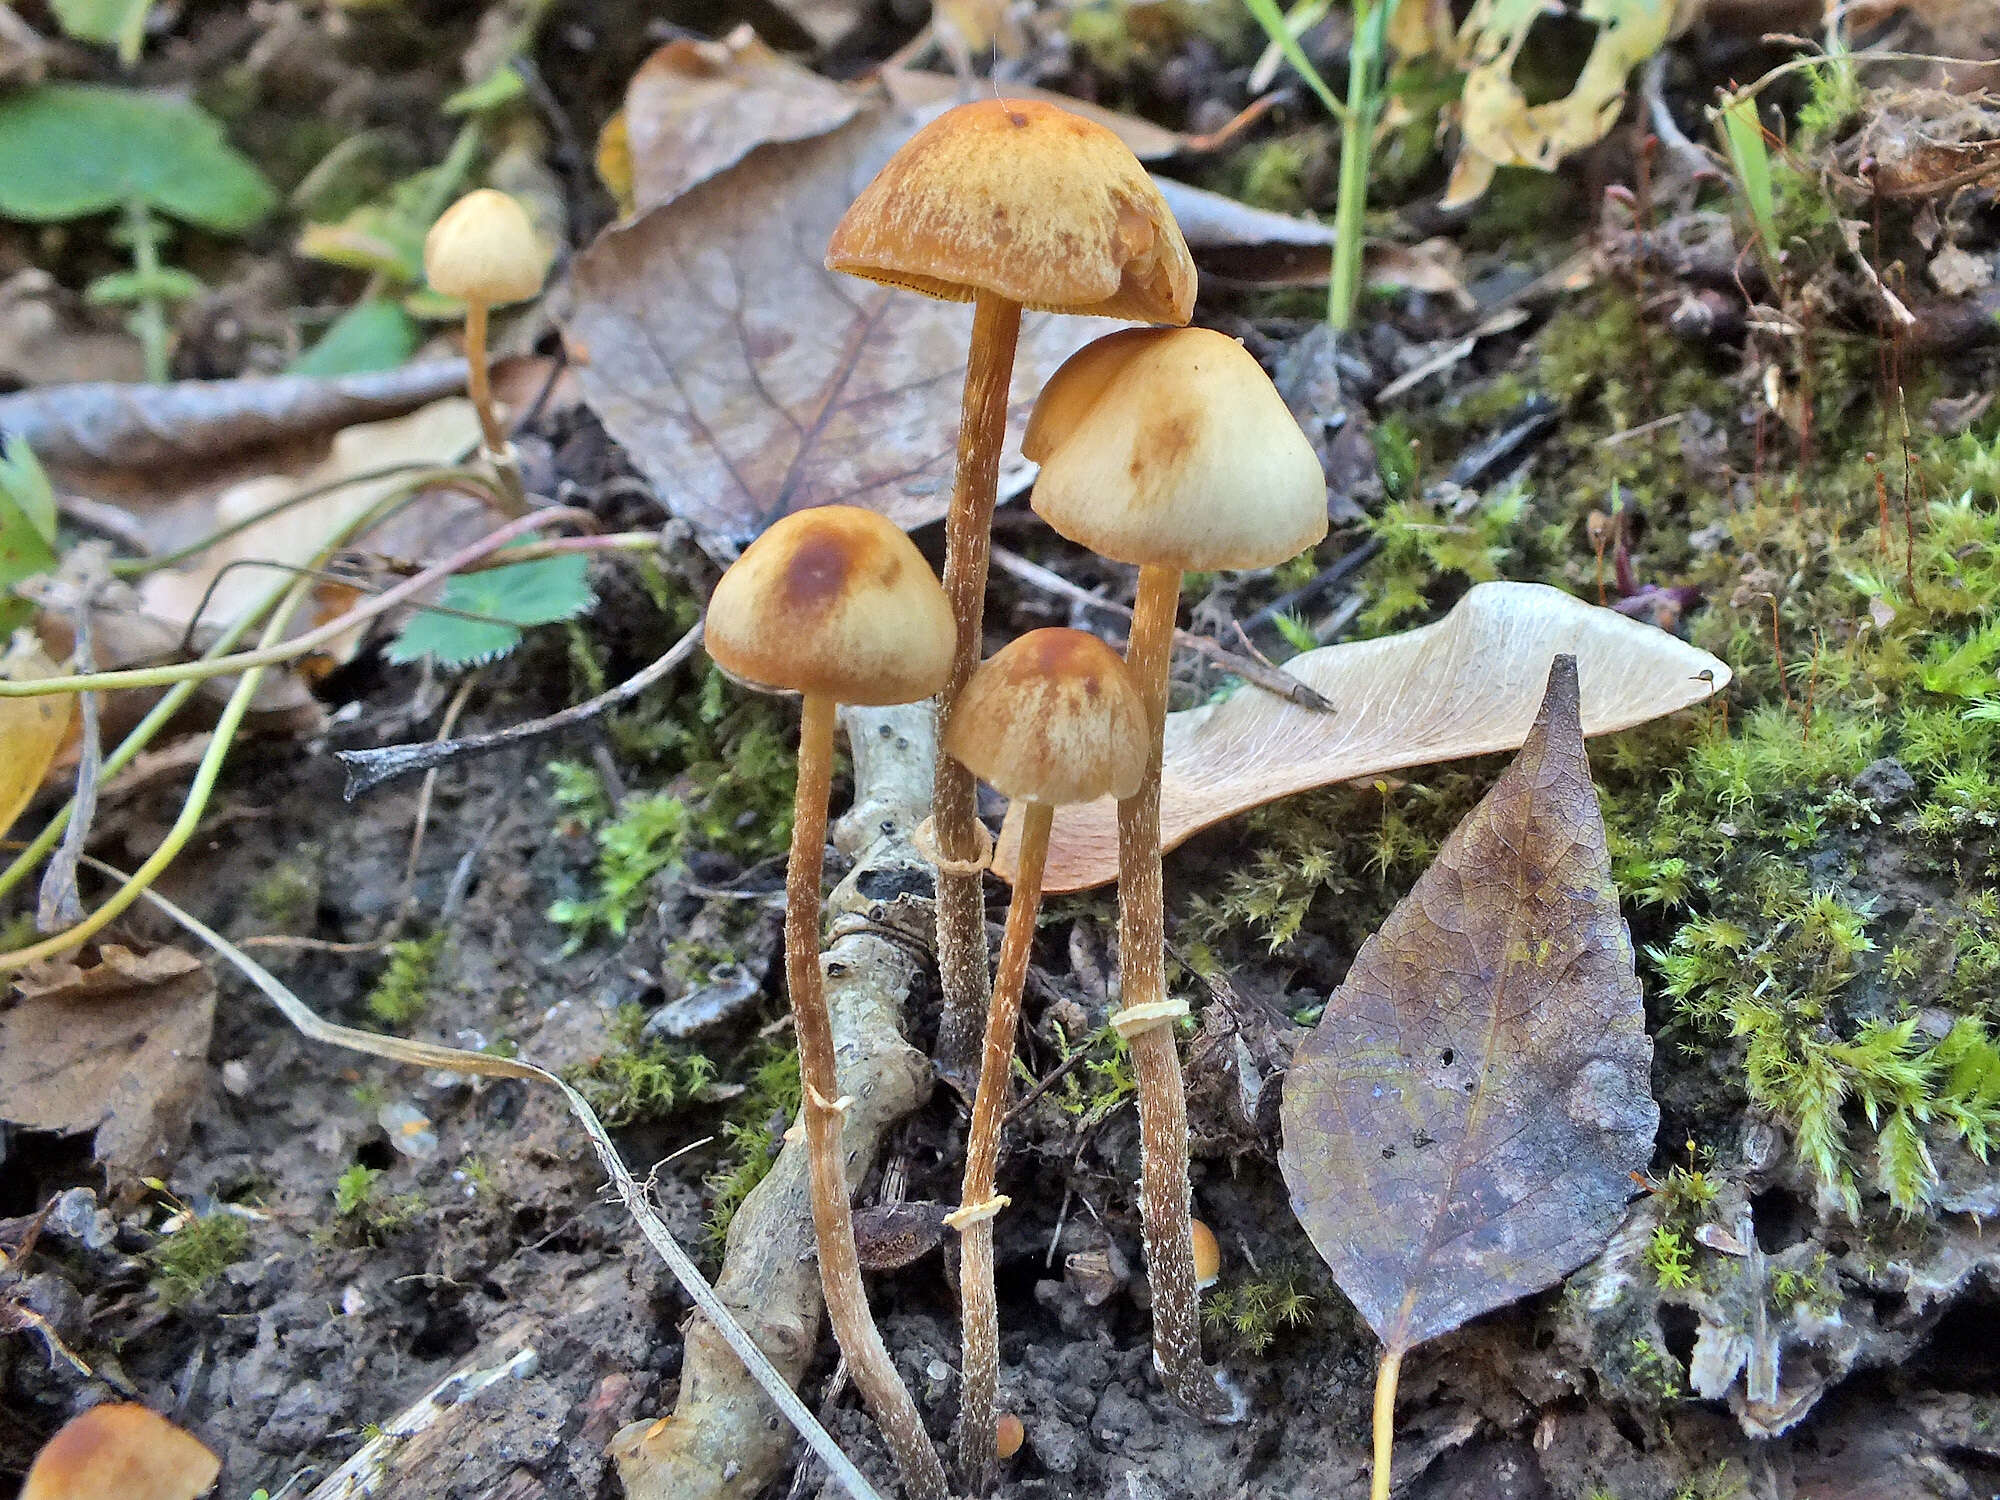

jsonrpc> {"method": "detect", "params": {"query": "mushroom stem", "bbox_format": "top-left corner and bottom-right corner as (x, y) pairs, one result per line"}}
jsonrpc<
(1117, 563), (1230, 1420)
(933, 289), (1025, 1095)
(461, 299), (527, 513)
(1372, 1346), (1404, 1500)
(952, 798), (1052, 1493)
(789, 692), (950, 1500)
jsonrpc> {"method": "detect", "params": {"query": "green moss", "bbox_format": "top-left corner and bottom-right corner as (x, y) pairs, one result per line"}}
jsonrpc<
(1200, 1265), (1317, 1354)
(1645, 1224), (1696, 1291)
(703, 1042), (802, 1248)
(566, 1004), (718, 1128)
(149, 1211), (251, 1307)
(250, 853), (319, 928)
(363, 932), (442, 1029)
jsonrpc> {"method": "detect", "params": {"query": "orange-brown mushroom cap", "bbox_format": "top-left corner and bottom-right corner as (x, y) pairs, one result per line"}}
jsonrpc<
(22, 1404), (220, 1500)
(826, 99), (1195, 325)
(706, 506), (956, 706)
(1189, 1218), (1221, 1289)
(943, 629), (1147, 806)
(1025, 327), (1328, 573)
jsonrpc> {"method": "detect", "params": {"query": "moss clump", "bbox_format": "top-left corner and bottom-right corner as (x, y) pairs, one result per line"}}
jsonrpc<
(566, 1003), (718, 1128)
(548, 662), (797, 945)
(149, 1212), (251, 1307)
(1201, 1265), (1317, 1354)
(703, 1041), (802, 1249)
(250, 853), (319, 928)
(363, 932), (442, 1029)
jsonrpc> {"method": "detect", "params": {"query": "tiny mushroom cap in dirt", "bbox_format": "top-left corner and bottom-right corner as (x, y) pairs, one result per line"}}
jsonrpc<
(942, 627), (1149, 1485)
(825, 95), (1197, 1093)
(1190, 1217), (1222, 1289)
(1024, 324), (1326, 1421)
(704, 503), (956, 1500)
(22, 1404), (220, 1500)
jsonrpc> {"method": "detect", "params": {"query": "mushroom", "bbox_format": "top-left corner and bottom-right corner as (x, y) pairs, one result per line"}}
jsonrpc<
(1189, 1217), (1221, 1290)
(826, 98), (1195, 1091)
(941, 627), (1147, 1487)
(705, 504), (956, 1500)
(1023, 326), (1326, 1418)
(994, 1411), (1026, 1461)
(423, 188), (551, 509)
(22, 1404), (219, 1500)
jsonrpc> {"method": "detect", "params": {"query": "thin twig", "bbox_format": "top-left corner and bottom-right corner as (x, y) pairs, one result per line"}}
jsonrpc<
(336, 619), (704, 797)
(988, 546), (1334, 713)
(38, 573), (103, 931)
(400, 674), (480, 901)
(85, 856), (888, 1500)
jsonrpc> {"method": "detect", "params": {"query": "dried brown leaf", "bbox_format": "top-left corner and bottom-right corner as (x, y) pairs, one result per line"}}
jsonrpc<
(564, 101), (1128, 553)
(1278, 656), (1657, 1355)
(995, 582), (1729, 892)
(1, 944), (217, 1182)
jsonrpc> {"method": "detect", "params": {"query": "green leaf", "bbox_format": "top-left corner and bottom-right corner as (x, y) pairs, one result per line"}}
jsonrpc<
(50, 0), (154, 64)
(444, 67), (528, 116)
(1719, 91), (1778, 266)
(84, 265), (206, 306)
(0, 439), (59, 634)
(388, 554), (594, 669)
(0, 85), (276, 232)
(294, 163), (452, 284)
(288, 299), (420, 377)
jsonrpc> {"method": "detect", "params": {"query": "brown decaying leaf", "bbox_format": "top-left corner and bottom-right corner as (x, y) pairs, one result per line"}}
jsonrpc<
(1278, 655), (1658, 1355)
(0, 633), (72, 836)
(0, 945), (217, 1182)
(994, 581), (1730, 892)
(565, 102), (1128, 554)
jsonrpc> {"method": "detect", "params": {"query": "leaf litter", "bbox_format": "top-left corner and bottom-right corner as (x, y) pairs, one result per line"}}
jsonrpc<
(995, 581), (1730, 891)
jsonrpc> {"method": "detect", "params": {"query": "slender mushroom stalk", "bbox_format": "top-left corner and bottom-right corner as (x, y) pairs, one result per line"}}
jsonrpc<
(826, 98), (1195, 1094)
(706, 506), (958, 1500)
(1023, 327), (1328, 1418)
(422, 188), (550, 514)
(941, 629), (1148, 1493)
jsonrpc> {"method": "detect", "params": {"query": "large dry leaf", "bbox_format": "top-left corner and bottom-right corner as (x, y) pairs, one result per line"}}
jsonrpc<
(565, 103), (1129, 554)
(995, 582), (1729, 892)
(1279, 656), (1657, 1355)
(1, 944), (217, 1181)
(0, 632), (71, 834)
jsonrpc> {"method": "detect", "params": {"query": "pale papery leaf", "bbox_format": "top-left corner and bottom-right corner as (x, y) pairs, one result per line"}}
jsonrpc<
(0, 632), (71, 835)
(993, 582), (1730, 892)
(1278, 656), (1657, 1354)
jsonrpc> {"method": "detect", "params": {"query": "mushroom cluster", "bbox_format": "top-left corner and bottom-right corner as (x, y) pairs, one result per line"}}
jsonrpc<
(699, 93), (1326, 1498)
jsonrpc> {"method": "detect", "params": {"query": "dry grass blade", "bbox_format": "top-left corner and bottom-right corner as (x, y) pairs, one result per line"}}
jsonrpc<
(84, 857), (888, 1500)
(994, 582), (1730, 892)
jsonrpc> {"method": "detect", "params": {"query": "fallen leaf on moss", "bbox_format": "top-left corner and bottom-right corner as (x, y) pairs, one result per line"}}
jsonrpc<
(1279, 655), (1657, 1356)
(0, 632), (71, 834)
(0, 944), (216, 1183)
(994, 582), (1729, 892)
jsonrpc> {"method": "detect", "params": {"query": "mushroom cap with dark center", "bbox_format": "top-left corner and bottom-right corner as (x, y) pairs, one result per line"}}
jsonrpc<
(826, 99), (1195, 325)
(944, 628), (1147, 806)
(424, 189), (550, 306)
(22, 1404), (220, 1500)
(1024, 327), (1327, 572)
(706, 505), (956, 705)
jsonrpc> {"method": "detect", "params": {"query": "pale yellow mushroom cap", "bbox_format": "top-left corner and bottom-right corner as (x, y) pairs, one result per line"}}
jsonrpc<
(706, 506), (956, 706)
(22, 1404), (220, 1500)
(827, 99), (1195, 325)
(1025, 327), (1327, 572)
(423, 189), (550, 306)
(945, 629), (1148, 806)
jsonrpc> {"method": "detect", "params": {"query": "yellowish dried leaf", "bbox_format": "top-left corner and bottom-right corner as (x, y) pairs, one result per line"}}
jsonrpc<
(994, 582), (1730, 892)
(0, 632), (71, 835)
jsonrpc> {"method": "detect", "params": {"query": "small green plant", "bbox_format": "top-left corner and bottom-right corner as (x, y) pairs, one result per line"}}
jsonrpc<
(566, 1004), (718, 1128)
(389, 549), (594, 669)
(1645, 1225), (1696, 1291)
(1627, 1335), (1684, 1402)
(333, 1163), (383, 1217)
(1200, 1267), (1317, 1354)
(0, 85), (275, 380)
(364, 932), (444, 1029)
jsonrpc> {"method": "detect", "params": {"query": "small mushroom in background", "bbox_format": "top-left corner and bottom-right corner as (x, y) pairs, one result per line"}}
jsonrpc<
(826, 98), (1196, 1095)
(422, 187), (551, 510)
(942, 627), (1148, 1489)
(705, 504), (956, 1500)
(1023, 325), (1327, 1421)
(22, 1404), (219, 1500)
(993, 1411), (1026, 1462)
(1189, 1217), (1221, 1291)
